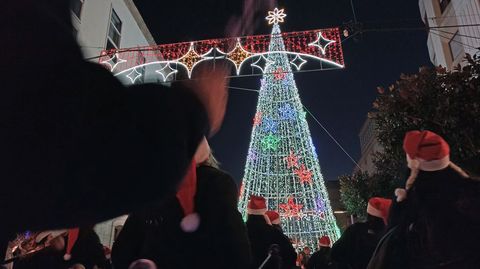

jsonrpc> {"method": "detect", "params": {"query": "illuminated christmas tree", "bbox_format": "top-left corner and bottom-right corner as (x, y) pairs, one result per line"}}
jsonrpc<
(238, 8), (341, 249)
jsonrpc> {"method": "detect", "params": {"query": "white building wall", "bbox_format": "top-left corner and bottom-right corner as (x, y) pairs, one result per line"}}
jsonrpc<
(419, 0), (480, 70)
(71, 0), (156, 247)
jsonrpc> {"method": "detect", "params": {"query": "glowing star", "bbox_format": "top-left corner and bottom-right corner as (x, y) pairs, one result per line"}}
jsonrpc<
(266, 8), (287, 25)
(178, 42), (203, 77)
(261, 134), (280, 151)
(156, 63), (178, 82)
(253, 112), (262, 126)
(126, 68), (142, 84)
(284, 150), (299, 169)
(279, 197), (303, 219)
(251, 55), (273, 73)
(262, 117), (278, 133)
(101, 53), (127, 72)
(290, 54), (307, 71)
(273, 67), (286, 80)
(279, 104), (296, 120)
(247, 149), (257, 162)
(226, 39), (252, 75)
(294, 164), (313, 184)
(308, 32), (335, 55)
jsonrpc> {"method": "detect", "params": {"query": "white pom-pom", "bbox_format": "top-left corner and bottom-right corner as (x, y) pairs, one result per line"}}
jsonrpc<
(180, 213), (200, 233)
(63, 253), (72, 261)
(395, 188), (407, 202)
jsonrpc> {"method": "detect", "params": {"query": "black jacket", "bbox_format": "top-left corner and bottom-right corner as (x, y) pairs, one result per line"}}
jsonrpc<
(112, 166), (252, 269)
(1, 0), (208, 242)
(387, 168), (480, 269)
(331, 222), (384, 269)
(246, 215), (297, 269)
(307, 247), (333, 269)
(67, 228), (108, 269)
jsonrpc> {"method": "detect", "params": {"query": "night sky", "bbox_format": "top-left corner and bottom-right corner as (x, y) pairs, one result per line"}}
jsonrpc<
(134, 1), (431, 182)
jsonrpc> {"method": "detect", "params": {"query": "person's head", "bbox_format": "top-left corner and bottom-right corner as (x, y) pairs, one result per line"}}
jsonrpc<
(49, 235), (66, 251)
(35, 230), (66, 251)
(318, 236), (331, 249)
(247, 195), (267, 216)
(128, 259), (157, 269)
(397, 130), (469, 201)
(303, 246), (311, 255)
(69, 264), (86, 269)
(366, 197), (392, 228)
(265, 211), (282, 230)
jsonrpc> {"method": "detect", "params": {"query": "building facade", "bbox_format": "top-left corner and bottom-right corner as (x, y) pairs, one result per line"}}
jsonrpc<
(355, 117), (383, 175)
(70, 0), (156, 247)
(419, 0), (480, 70)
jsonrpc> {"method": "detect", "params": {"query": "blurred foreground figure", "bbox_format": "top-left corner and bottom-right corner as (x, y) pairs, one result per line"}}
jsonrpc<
(306, 236), (334, 269)
(368, 130), (480, 269)
(112, 139), (251, 269)
(0, 0), (228, 251)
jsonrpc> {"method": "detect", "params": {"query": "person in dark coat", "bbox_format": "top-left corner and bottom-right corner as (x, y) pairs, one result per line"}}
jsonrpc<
(1, 0), (229, 252)
(381, 130), (480, 269)
(247, 196), (297, 269)
(65, 228), (108, 269)
(307, 236), (333, 269)
(112, 139), (251, 269)
(331, 197), (392, 269)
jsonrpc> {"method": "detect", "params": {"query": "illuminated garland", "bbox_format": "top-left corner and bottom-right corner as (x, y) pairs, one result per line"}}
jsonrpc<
(99, 22), (344, 82)
(238, 9), (341, 250)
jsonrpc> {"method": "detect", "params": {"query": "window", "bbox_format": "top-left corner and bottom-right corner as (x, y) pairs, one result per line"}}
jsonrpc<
(106, 9), (122, 49)
(439, 0), (451, 13)
(71, 0), (84, 20)
(449, 31), (463, 61)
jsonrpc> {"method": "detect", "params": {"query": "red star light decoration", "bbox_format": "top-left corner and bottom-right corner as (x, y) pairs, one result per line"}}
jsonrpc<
(279, 197), (303, 219)
(253, 112), (262, 126)
(294, 164), (313, 184)
(284, 151), (299, 168)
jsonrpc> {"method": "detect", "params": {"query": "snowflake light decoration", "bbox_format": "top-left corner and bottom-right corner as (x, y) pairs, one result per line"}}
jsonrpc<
(156, 63), (178, 82)
(279, 104), (296, 120)
(126, 68), (142, 84)
(266, 8), (287, 25)
(253, 112), (262, 126)
(178, 43), (203, 77)
(227, 40), (252, 74)
(262, 117), (278, 133)
(294, 164), (313, 184)
(284, 150), (299, 169)
(279, 196), (303, 219)
(261, 134), (280, 151)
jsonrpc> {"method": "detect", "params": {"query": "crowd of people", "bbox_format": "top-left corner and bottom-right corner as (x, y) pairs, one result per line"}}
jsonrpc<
(2, 1), (480, 269)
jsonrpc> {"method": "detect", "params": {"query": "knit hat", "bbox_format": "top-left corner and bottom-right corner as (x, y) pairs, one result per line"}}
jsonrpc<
(63, 228), (79, 260)
(396, 130), (468, 202)
(318, 236), (331, 247)
(367, 197), (392, 224)
(266, 211), (281, 225)
(247, 195), (268, 215)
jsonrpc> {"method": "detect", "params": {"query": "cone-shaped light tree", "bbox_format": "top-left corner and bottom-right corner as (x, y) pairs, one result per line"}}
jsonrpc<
(238, 8), (341, 250)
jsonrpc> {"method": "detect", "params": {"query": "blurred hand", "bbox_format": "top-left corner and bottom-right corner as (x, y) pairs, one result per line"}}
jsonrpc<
(187, 64), (230, 137)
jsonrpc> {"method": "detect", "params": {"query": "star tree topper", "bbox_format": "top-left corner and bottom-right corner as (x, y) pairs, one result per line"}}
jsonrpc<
(266, 8), (287, 25)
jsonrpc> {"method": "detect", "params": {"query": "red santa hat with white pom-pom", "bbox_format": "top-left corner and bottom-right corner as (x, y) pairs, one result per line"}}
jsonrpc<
(396, 130), (468, 202)
(177, 137), (210, 233)
(318, 236), (331, 248)
(63, 228), (79, 260)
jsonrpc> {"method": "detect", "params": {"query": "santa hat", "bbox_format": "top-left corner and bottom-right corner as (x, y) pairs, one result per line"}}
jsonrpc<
(367, 197), (392, 224)
(396, 130), (468, 202)
(63, 228), (79, 260)
(266, 211), (281, 225)
(247, 195), (267, 215)
(318, 236), (331, 247)
(176, 138), (211, 233)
